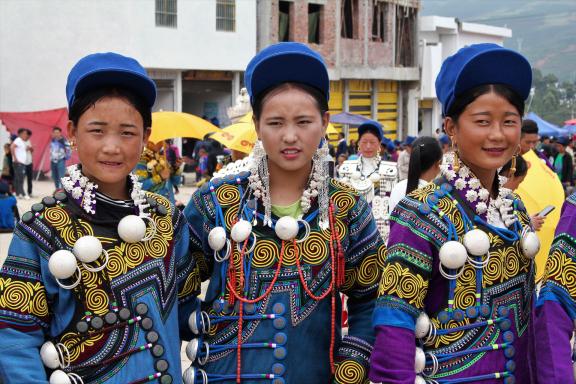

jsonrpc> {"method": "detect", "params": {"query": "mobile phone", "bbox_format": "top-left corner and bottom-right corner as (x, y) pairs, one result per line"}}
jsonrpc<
(537, 205), (555, 217)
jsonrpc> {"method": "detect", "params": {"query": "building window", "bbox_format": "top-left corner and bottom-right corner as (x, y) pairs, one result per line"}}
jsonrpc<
(216, 0), (236, 32)
(279, 1), (292, 42)
(308, 3), (322, 44)
(341, 0), (357, 39)
(372, 2), (388, 42)
(395, 5), (416, 67)
(155, 0), (177, 28)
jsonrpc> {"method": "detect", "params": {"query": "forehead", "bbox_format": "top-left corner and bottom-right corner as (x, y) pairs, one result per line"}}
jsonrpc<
(260, 86), (319, 113)
(358, 132), (380, 142)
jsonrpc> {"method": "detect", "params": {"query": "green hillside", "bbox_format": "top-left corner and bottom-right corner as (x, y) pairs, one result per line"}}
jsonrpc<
(421, 0), (576, 82)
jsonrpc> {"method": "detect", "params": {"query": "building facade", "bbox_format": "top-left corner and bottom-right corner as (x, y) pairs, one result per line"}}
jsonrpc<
(0, 0), (257, 126)
(257, 0), (420, 140)
(418, 16), (512, 136)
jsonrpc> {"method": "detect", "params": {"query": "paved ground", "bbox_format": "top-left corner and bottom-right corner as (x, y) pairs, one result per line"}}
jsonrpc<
(0, 175), (201, 372)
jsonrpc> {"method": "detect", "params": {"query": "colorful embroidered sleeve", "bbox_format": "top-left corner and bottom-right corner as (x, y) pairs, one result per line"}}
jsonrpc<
(535, 195), (576, 382)
(0, 225), (52, 383)
(332, 186), (385, 384)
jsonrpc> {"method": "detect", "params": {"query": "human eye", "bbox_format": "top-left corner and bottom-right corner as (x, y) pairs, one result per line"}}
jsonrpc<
(122, 130), (137, 137)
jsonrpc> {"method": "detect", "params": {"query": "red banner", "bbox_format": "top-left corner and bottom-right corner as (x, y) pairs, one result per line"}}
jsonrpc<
(0, 108), (78, 173)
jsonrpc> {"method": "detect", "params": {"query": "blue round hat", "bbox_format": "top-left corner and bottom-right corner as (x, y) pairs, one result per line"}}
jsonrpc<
(357, 120), (384, 142)
(245, 42), (329, 105)
(66, 52), (157, 109)
(435, 43), (532, 116)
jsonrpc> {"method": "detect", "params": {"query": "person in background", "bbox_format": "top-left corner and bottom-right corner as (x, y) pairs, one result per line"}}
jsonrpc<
(165, 138), (183, 194)
(520, 119), (553, 169)
(388, 136), (442, 213)
(438, 133), (451, 153)
(335, 153), (348, 174)
(388, 141), (398, 162)
(49, 126), (71, 190)
(1, 143), (14, 192)
(135, 140), (180, 204)
(348, 138), (357, 156)
(11, 127), (34, 199)
(500, 155), (546, 231)
(396, 135), (415, 181)
(0, 180), (18, 233)
(336, 132), (348, 158)
(553, 136), (574, 194)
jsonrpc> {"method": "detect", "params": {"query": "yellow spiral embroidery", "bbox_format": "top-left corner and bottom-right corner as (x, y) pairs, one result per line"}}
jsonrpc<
(301, 232), (328, 265)
(334, 360), (365, 384)
(61, 332), (105, 363)
(224, 206), (239, 229)
(106, 247), (128, 279)
(378, 263), (426, 307)
(0, 279), (47, 316)
(144, 237), (168, 260)
(331, 191), (356, 218)
(154, 214), (172, 235)
(251, 239), (279, 269)
(85, 287), (109, 315)
(216, 184), (241, 206)
(124, 243), (146, 268)
(431, 318), (467, 348)
(357, 254), (379, 286)
(342, 268), (357, 291)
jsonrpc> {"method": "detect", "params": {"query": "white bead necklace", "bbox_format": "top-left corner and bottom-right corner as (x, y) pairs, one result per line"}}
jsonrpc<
(440, 153), (516, 227)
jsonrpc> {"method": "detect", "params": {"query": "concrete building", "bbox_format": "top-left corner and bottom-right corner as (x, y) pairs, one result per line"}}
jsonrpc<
(418, 16), (512, 136)
(257, 0), (421, 140)
(0, 0), (257, 125)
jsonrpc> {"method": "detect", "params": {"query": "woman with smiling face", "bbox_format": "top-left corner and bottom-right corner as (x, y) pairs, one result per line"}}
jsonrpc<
(0, 53), (198, 384)
(184, 43), (384, 383)
(370, 44), (537, 383)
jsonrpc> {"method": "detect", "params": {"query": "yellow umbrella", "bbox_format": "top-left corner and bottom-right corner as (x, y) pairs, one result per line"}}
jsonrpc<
(212, 112), (338, 154)
(149, 111), (218, 144)
(516, 150), (565, 281)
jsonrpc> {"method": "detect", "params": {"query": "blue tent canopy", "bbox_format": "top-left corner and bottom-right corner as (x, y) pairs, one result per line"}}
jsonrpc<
(525, 112), (562, 137)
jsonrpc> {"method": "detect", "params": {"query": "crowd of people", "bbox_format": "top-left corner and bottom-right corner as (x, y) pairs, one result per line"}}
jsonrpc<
(1, 41), (576, 384)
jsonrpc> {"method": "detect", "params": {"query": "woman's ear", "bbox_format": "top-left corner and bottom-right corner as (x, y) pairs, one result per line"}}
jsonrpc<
(443, 117), (456, 138)
(67, 120), (77, 142)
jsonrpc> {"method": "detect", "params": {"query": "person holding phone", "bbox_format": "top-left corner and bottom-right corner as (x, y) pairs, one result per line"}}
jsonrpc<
(500, 155), (551, 231)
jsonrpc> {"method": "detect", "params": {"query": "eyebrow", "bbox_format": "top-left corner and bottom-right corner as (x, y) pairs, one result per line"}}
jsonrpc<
(86, 121), (138, 128)
(470, 111), (520, 117)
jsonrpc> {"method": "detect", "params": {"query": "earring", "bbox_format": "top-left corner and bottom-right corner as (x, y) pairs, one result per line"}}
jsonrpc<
(70, 141), (76, 151)
(451, 138), (460, 173)
(508, 147), (520, 178)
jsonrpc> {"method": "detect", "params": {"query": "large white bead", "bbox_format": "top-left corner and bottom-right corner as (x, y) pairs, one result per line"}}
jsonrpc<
(73, 235), (102, 263)
(415, 312), (431, 339)
(230, 219), (252, 243)
(415, 376), (426, 384)
(275, 216), (299, 241)
(40, 341), (60, 369)
(117, 215), (147, 243)
(49, 250), (77, 279)
(369, 173), (380, 183)
(463, 229), (490, 256)
(182, 366), (196, 384)
(185, 338), (200, 362)
(208, 227), (227, 251)
(439, 241), (468, 269)
(49, 370), (71, 384)
(521, 231), (540, 259)
(415, 347), (426, 373)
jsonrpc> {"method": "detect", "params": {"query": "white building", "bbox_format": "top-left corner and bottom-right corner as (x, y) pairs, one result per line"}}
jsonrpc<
(418, 16), (512, 136)
(0, 0), (257, 125)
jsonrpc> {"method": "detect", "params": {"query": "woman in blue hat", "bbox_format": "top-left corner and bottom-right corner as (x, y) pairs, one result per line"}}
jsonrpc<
(0, 53), (198, 383)
(182, 42), (384, 383)
(370, 44), (537, 383)
(337, 120), (399, 242)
